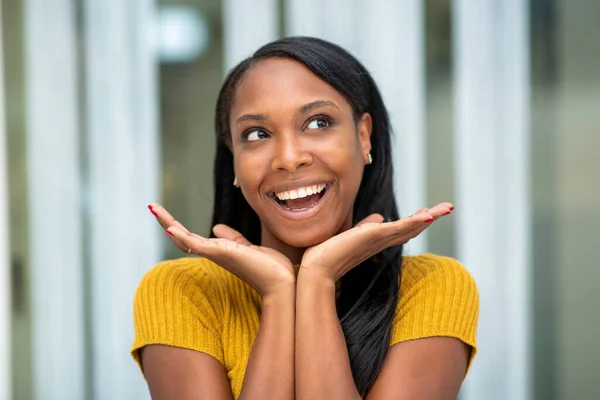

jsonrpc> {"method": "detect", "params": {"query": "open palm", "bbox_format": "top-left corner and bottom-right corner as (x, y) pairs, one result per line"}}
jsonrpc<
(301, 203), (454, 281)
(148, 203), (295, 298)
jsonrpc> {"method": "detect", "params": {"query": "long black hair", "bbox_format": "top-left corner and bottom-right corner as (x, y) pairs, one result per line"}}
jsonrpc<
(210, 36), (403, 395)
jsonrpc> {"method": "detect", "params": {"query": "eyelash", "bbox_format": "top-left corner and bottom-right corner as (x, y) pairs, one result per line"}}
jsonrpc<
(306, 114), (335, 130)
(241, 114), (336, 142)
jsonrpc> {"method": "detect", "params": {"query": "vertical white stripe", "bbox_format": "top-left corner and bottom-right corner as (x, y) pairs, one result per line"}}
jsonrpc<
(286, 0), (427, 253)
(223, 0), (279, 71)
(454, 0), (531, 399)
(501, 1), (531, 397)
(83, 0), (160, 398)
(0, 3), (11, 399)
(285, 0), (322, 37)
(360, 0), (426, 254)
(24, 0), (85, 398)
(286, 0), (360, 54)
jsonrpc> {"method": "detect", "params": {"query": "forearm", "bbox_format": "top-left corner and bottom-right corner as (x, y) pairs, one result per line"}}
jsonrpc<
(295, 270), (361, 400)
(238, 287), (295, 400)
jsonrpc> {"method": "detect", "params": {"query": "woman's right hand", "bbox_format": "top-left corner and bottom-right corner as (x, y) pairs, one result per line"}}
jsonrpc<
(148, 203), (295, 298)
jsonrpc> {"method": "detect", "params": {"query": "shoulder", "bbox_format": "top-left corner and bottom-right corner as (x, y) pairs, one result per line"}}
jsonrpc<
(135, 257), (231, 298)
(392, 253), (479, 367)
(131, 257), (238, 369)
(399, 253), (477, 298)
(133, 256), (251, 326)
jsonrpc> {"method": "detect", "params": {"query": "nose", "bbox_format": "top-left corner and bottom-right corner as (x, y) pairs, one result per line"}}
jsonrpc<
(271, 134), (313, 173)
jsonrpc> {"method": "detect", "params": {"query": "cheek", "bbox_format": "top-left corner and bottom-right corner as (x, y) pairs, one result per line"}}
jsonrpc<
(233, 151), (272, 212)
(339, 161), (365, 201)
(316, 135), (364, 178)
(332, 143), (365, 196)
(234, 151), (266, 184)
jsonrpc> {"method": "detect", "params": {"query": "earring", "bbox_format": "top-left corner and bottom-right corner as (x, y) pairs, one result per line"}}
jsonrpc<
(367, 153), (373, 165)
(233, 176), (238, 187)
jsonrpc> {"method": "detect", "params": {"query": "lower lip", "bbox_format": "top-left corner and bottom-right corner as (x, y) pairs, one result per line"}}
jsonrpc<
(268, 185), (333, 221)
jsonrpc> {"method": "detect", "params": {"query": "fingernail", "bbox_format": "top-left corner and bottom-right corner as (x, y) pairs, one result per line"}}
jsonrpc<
(148, 205), (158, 218)
(449, 206), (455, 211)
(425, 218), (434, 223)
(165, 229), (173, 236)
(443, 211), (452, 216)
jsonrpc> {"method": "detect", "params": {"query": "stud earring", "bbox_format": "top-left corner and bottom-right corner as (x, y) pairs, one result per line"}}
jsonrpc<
(233, 176), (238, 187)
(367, 153), (373, 165)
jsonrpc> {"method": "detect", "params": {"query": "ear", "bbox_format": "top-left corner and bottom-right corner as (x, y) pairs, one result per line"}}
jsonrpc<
(357, 112), (373, 164)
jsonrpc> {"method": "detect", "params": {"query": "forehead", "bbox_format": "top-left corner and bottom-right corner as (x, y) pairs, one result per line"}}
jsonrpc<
(230, 58), (352, 118)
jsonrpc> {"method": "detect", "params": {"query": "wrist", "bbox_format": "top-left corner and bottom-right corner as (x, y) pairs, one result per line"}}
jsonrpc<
(297, 267), (337, 290)
(261, 283), (296, 306)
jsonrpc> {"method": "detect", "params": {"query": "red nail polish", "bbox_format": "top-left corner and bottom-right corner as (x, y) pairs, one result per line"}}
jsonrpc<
(165, 229), (173, 236)
(443, 211), (452, 216)
(148, 205), (158, 217)
(425, 218), (434, 223)
(449, 206), (455, 211)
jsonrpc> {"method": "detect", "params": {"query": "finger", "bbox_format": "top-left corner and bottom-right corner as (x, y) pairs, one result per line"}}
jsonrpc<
(148, 203), (179, 229)
(374, 211), (436, 244)
(167, 228), (230, 255)
(396, 210), (435, 230)
(148, 203), (190, 233)
(426, 202), (454, 219)
(412, 208), (430, 215)
(405, 202), (453, 223)
(385, 204), (453, 247)
(164, 227), (193, 253)
(167, 226), (216, 256)
(347, 211), (428, 250)
(331, 212), (433, 270)
(213, 224), (252, 246)
(149, 203), (196, 252)
(355, 213), (384, 227)
(356, 204), (453, 250)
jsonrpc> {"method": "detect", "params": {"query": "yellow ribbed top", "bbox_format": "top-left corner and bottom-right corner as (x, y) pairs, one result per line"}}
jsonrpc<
(131, 254), (479, 398)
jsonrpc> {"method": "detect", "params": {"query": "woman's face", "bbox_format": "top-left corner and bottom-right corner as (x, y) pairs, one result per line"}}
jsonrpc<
(229, 58), (372, 249)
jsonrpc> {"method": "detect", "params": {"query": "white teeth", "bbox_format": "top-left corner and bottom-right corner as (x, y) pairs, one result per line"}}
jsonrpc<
(275, 183), (326, 201)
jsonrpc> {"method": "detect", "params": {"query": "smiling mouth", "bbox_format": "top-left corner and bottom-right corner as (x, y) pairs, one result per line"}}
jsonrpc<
(269, 183), (330, 212)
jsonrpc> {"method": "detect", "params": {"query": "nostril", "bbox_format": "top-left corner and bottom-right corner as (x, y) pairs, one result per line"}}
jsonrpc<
(272, 156), (313, 172)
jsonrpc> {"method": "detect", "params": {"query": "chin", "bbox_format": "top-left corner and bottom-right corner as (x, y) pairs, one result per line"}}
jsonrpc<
(274, 223), (339, 248)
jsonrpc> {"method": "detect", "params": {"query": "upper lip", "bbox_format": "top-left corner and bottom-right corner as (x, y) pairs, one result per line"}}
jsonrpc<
(265, 178), (332, 195)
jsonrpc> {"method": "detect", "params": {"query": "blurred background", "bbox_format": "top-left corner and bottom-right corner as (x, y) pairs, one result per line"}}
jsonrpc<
(0, 0), (598, 399)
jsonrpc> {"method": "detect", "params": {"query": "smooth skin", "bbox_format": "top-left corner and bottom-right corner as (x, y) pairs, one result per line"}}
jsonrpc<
(141, 58), (469, 399)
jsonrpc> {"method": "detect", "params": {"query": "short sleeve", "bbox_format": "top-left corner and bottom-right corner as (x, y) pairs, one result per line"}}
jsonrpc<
(391, 254), (479, 373)
(131, 258), (226, 373)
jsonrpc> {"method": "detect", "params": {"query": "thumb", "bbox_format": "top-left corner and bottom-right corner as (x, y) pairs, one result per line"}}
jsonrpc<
(355, 213), (384, 227)
(212, 224), (252, 245)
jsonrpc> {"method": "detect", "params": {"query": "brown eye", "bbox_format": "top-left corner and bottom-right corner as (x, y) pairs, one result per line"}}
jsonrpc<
(307, 118), (330, 130)
(244, 129), (269, 142)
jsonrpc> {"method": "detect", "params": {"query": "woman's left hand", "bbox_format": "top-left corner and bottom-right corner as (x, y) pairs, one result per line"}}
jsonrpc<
(299, 202), (454, 282)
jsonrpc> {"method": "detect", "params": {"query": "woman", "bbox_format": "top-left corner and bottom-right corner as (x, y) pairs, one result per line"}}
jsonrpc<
(132, 36), (478, 399)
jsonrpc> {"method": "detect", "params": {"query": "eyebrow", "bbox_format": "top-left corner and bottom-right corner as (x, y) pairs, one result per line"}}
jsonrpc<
(235, 100), (340, 125)
(298, 100), (340, 115)
(236, 113), (268, 124)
